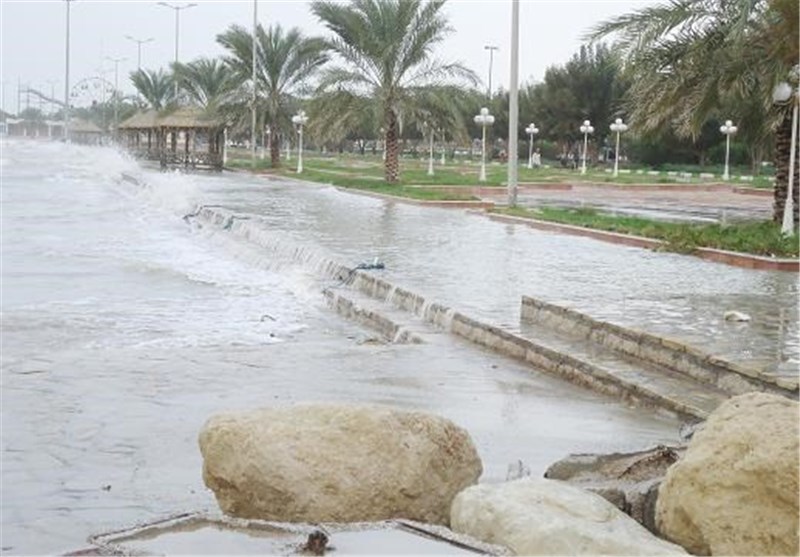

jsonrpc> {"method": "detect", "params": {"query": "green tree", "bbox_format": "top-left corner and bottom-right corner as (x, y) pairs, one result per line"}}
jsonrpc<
(129, 69), (174, 111)
(310, 0), (477, 183)
(521, 44), (627, 160)
(172, 58), (236, 111)
(590, 0), (798, 225)
(217, 23), (327, 168)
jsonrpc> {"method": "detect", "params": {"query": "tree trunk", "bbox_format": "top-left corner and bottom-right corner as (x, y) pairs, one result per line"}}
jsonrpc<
(384, 108), (400, 183)
(270, 118), (281, 169)
(773, 109), (799, 225)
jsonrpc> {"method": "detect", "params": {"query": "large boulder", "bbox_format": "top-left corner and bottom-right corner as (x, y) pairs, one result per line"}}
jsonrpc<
(450, 478), (686, 555)
(199, 404), (482, 524)
(656, 393), (799, 556)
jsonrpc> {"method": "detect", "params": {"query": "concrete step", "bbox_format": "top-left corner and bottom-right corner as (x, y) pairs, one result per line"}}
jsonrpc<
(514, 320), (729, 419)
(323, 286), (447, 345)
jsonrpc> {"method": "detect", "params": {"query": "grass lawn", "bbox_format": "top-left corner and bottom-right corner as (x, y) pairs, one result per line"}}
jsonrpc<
(226, 150), (775, 188)
(225, 151), (793, 257)
(496, 206), (798, 258)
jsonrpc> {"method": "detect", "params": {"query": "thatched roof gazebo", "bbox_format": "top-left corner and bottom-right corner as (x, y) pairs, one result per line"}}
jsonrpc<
(119, 107), (226, 170)
(118, 109), (163, 161)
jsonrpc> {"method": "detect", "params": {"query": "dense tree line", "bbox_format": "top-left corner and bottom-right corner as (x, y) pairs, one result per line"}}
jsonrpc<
(41, 0), (795, 222)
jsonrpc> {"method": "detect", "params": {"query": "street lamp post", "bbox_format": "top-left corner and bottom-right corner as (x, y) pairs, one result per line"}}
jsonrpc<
(63, 0), (73, 142)
(251, 0), (258, 168)
(157, 2), (197, 97)
(507, 0), (519, 206)
(525, 123), (539, 169)
(474, 107), (495, 182)
(106, 56), (126, 138)
(484, 45), (499, 101)
(719, 119), (738, 181)
(125, 35), (154, 70)
(773, 74), (799, 236)
(579, 119), (594, 175)
(106, 56), (127, 135)
(609, 117), (628, 178)
(291, 110), (308, 174)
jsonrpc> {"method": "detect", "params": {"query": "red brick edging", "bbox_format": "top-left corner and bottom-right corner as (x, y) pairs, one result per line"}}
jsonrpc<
(333, 187), (495, 209)
(482, 212), (799, 273)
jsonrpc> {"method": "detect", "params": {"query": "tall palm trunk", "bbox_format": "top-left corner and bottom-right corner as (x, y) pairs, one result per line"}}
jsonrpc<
(384, 108), (400, 183)
(270, 116), (281, 168)
(773, 109), (799, 226)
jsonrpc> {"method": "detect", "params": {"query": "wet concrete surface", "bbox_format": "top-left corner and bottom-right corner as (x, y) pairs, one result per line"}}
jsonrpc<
(1, 141), (794, 555)
(1, 326), (681, 554)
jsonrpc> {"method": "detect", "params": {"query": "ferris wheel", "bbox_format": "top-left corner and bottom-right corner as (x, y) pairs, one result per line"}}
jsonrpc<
(69, 76), (115, 109)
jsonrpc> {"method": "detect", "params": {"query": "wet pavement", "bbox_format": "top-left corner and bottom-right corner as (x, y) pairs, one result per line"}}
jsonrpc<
(509, 184), (773, 223)
(2, 141), (688, 555)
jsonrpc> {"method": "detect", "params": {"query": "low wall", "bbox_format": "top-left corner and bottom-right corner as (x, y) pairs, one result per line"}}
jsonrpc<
(520, 296), (798, 397)
(188, 203), (773, 419)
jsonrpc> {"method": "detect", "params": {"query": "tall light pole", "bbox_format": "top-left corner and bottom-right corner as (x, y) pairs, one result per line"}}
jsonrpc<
(125, 35), (154, 70)
(579, 119), (594, 175)
(251, 0), (258, 168)
(64, 0), (73, 141)
(291, 110), (308, 174)
(474, 107), (495, 182)
(157, 2), (197, 98)
(719, 119), (738, 181)
(484, 45), (499, 101)
(773, 75), (799, 236)
(507, 0), (519, 206)
(106, 56), (126, 138)
(609, 117), (628, 178)
(525, 123), (539, 169)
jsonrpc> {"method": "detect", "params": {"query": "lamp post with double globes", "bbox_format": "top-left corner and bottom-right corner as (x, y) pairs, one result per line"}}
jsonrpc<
(719, 120), (738, 181)
(609, 117), (628, 178)
(773, 72), (798, 236)
(525, 123), (539, 169)
(579, 119), (594, 175)
(474, 107), (495, 182)
(291, 110), (308, 174)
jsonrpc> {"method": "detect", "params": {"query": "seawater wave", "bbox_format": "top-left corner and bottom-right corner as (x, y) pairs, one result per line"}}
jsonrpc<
(1, 139), (315, 356)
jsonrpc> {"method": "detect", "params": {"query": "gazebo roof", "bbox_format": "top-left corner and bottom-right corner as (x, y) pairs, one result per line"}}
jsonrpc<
(156, 106), (223, 129)
(118, 107), (223, 130)
(118, 109), (160, 130)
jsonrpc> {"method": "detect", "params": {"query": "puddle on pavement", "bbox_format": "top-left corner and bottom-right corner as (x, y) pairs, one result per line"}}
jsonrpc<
(88, 514), (500, 555)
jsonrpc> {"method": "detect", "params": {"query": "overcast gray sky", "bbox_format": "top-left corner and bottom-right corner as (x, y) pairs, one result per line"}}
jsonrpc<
(0, 0), (655, 113)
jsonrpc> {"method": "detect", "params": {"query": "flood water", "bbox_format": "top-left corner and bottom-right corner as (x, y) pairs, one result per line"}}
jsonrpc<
(0, 140), (795, 554)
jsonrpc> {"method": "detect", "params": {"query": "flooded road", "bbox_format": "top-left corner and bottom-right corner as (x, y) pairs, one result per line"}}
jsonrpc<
(0, 140), (794, 554)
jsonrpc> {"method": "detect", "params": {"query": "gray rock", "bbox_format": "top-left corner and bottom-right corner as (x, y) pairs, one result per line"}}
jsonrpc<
(544, 445), (684, 534)
(451, 478), (686, 555)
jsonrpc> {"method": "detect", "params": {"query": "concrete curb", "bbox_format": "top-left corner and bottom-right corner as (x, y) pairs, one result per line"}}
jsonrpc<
(521, 296), (798, 396)
(333, 187), (495, 209)
(482, 212), (799, 273)
(189, 203), (793, 420)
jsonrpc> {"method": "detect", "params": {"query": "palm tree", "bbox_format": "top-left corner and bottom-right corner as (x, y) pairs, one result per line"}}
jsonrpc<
(589, 0), (798, 226)
(172, 58), (236, 111)
(217, 24), (327, 168)
(311, 0), (477, 183)
(129, 68), (174, 111)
